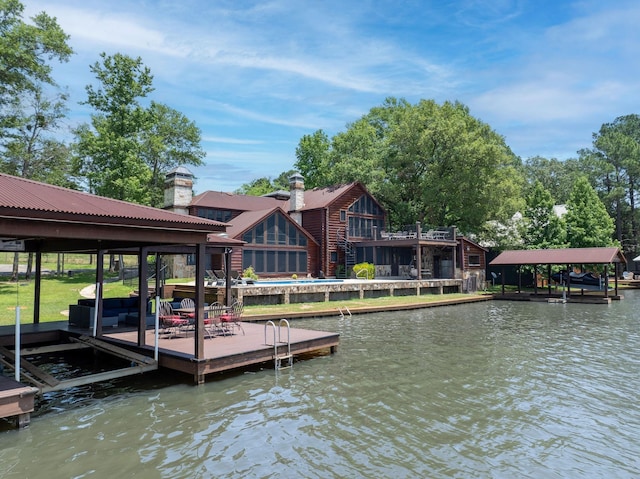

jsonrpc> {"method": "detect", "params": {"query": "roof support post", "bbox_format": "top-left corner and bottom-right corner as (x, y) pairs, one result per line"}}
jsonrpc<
(195, 242), (206, 360)
(416, 222), (422, 280)
(95, 250), (105, 337)
(224, 247), (232, 307)
(533, 264), (538, 295)
(33, 250), (42, 324)
(137, 247), (150, 346)
(547, 264), (552, 296)
(604, 264), (609, 298)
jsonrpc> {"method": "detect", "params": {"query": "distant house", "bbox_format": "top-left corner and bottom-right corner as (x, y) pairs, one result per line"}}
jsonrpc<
(164, 167), (485, 282)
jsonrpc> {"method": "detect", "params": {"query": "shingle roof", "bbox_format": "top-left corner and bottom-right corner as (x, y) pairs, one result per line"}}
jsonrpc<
(300, 183), (358, 210)
(0, 173), (224, 227)
(191, 190), (287, 211)
(489, 247), (626, 265)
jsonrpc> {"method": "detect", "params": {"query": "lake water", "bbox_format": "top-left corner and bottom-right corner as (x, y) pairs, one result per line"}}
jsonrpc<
(1, 291), (640, 478)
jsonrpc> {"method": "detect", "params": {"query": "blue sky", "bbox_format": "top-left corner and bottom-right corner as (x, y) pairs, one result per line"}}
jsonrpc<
(25, 0), (640, 194)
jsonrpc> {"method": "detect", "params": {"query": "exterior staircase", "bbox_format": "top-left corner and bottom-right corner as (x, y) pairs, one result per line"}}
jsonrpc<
(336, 230), (356, 278)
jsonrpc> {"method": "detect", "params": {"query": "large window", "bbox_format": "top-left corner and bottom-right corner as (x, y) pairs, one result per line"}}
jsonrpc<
(243, 250), (307, 274)
(240, 211), (309, 275)
(243, 212), (307, 246)
(346, 195), (385, 239)
(196, 208), (233, 223)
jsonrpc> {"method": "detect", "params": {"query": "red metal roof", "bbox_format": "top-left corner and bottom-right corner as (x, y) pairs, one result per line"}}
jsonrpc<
(191, 190), (287, 211)
(489, 247), (626, 265)
(0, 173), (225, 227)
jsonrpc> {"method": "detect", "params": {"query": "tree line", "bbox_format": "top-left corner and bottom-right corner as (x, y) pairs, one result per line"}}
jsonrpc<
(1, 0), (638, 266)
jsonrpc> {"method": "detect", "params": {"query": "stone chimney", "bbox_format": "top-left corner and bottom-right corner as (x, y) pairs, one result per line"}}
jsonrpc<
(164, 166), (194, 214)
(289, 172), (305, 225)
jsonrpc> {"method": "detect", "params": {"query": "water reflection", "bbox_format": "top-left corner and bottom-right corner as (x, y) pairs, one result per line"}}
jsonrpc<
(2, 292), (640, 478)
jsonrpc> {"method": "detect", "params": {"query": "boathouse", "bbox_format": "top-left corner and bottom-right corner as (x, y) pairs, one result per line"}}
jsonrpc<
(0, 173), (340, 427)
(489, 247), (627, 303)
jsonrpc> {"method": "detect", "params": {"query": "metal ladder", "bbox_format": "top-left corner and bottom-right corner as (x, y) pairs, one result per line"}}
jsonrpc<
(264, 319), (292, 369)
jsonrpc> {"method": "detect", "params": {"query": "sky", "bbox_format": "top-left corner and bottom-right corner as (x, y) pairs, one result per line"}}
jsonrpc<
(24, 0), (640, 194)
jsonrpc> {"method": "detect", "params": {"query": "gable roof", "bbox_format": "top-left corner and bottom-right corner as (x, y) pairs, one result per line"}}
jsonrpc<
(191, 190), (286, 211)
(223, 206), (318, 244)
(301, 182), (382, 211)
(489, 247), (627, 265)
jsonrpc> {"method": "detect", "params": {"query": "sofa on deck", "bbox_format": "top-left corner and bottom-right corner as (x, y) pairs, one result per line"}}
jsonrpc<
(68, 297), (153, 328)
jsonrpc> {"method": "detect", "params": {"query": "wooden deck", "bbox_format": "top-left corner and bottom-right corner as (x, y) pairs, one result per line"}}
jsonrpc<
(0, 319), (340, 413)
(102, 321), (340, 383)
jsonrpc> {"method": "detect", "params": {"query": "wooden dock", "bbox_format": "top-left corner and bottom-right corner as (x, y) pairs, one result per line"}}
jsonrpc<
(0, 375), (38, 429)
(102, 321), (340, 383)
(0, 319), (339, 427)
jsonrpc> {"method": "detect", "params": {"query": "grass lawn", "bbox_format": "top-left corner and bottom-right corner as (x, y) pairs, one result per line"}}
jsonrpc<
(0, 271), (495, 326)
(0, 272), (136, 326)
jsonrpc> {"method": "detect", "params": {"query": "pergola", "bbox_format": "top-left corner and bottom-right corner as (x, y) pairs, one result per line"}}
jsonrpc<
(0, 173), (241, 360)
(489, 247), (627, 298)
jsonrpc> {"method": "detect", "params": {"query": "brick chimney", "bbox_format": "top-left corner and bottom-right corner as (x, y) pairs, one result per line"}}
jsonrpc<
(289, 172), (304, 225)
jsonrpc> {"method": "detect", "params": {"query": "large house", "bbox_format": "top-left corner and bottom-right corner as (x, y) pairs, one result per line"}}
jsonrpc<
(164, 167), (486, 285)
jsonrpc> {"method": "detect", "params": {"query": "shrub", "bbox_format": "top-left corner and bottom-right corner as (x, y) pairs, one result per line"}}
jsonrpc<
(353, 262), (375, 279)
(243, 266), (259, 281)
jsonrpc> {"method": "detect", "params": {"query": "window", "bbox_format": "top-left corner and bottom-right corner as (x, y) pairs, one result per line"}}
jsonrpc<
(468, 254), (481, 267)
(340, 210), (346, 222)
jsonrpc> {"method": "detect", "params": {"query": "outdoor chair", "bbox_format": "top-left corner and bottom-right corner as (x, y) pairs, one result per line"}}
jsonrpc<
(206, 270), (225, 286)
(158, 301), (189, 338)
(219, 300), (245, 335)
(179, 298), (195, 319)
(204, 302), (228, 337)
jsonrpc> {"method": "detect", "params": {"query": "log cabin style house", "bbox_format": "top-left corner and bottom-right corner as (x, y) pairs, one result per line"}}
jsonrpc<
(164, 167), (486, 285)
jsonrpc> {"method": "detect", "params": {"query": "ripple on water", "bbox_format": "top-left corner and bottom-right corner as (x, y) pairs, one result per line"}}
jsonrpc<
(2, 293), (640, 478)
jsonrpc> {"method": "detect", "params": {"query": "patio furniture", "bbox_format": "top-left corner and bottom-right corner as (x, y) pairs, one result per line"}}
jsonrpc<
(219, 301), (245, 335)
(204, 302), (228, 337)
(158, 301), (189, 338)
(179, 298), (195, 319)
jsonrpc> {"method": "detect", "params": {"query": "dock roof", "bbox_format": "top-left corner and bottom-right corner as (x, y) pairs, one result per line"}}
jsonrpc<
(489, 247), (626, 266)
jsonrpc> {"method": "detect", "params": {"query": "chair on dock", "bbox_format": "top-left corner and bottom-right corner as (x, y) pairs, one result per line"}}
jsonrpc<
(158, 301), (189, 338)
(219, 300), (245, 335)
(179, 298), (195, 319)
(204, 302), (228, 337)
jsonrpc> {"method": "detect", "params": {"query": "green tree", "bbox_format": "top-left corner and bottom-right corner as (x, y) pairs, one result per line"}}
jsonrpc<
(73, 53), (204, 205)
(577, 115), (640, 252)
(1, 86), (73, 184)
(0, 0), (73, 134)
(235, 169), (297, 196)
(523, 156), (584, 204)
(522, 181), (566, 249)
(295, 129), (331, 189)
(142, 102), (205, 207)
(565, 176), (615, 248)
(295, 97), (524, 233)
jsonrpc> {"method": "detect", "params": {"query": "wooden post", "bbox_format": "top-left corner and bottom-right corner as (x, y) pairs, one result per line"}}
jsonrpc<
(34, 250), (42, 324)
(137, 247), (149, 346)
(195, 243), (206, 360)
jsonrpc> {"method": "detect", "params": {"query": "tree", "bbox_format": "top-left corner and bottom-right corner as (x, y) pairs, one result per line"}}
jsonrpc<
(235, 169), (297, 196)
(0, 0), (72, 133)
(73, 53), (204, 205)
(564, 176), (615, 248)
(295, 130), (331, 189)
(0, 85), (74, 280)
(523, 156), (583, 204)
(295, 98), (524, 233)
(142, 102), (205, 207)
(521, 181), (566, 249)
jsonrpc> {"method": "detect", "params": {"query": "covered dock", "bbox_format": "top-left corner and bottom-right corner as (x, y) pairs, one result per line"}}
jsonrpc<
(0, 173), (340, 427)
(489, 247), (627, 303)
